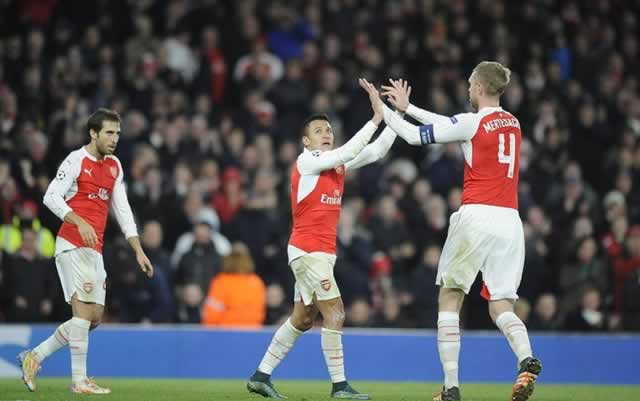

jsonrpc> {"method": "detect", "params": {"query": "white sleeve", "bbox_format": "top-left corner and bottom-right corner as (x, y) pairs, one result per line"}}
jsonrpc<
(110, 160), (138, 239)
(345, 127), (396, 171)
(383, 104), (477, 145)
(297, 121), (378, 175)
(406, 103), (451, 124)
(43, 154), (80, 221)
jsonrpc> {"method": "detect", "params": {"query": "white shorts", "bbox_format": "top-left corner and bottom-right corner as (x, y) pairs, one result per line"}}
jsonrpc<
(437, 204), (525, 300)
(290, 253), (341, 305)
(56, 247), (107, 305)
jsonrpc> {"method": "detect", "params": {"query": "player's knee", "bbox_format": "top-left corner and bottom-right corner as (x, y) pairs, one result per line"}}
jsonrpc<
(300, 317), (314, 331)
(290, 315), (312, 331)
(325, 308), (345, 329)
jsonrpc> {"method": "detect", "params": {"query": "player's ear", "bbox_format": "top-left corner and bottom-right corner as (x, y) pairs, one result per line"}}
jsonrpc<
(302, 135), (310, 147)
(89, 129), (98, 140)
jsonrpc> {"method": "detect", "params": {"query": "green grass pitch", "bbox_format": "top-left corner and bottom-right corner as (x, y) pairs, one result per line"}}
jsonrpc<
(1, 379), (638, 401)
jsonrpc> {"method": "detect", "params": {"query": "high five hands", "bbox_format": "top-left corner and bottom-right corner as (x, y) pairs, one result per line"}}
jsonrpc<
(360, 78), (412, 116)
(381, 79), (412, 113)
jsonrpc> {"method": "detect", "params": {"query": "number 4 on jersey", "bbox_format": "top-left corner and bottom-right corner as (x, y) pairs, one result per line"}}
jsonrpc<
(498, 133), (516, 178)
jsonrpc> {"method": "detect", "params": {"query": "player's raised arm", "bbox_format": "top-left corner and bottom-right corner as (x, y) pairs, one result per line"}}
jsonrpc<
(382, 79), (451, 124)
(382, 102), (475, 145)
(297, 79), (383, 175)
(344, 126), (396, 171)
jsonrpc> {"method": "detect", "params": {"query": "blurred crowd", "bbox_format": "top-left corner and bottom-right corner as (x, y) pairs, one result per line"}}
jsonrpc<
(1, 0), (640, 332)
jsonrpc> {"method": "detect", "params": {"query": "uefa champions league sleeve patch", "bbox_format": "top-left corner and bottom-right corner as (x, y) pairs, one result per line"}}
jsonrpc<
(311, 150), (321, 157)
(56, 170), (66, 180)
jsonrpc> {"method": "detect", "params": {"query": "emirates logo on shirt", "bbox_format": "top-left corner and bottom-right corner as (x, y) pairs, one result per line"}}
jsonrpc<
(320, 190), (342, 205)
(88, 188), (110, 201)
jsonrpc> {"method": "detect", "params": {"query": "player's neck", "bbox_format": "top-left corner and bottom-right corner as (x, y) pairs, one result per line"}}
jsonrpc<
(85, 143), (105, 160)
(477, 97), (500, 111)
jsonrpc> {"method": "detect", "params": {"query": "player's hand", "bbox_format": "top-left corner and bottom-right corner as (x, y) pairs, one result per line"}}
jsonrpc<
(77, 219), (98, 248)
(381, 78), (411, 113)
(359, 78), (383, 125)
(136, 251), (154, 278)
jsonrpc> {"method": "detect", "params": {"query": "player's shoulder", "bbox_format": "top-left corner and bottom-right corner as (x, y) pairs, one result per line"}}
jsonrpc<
(60, 147), (87, 169)
(298, 149), (323, 160)
(105, 154), (122, 166)
(105, 155), (124, 176)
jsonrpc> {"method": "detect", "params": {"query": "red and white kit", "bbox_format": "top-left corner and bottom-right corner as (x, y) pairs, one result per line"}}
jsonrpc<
(384, 103), (524, 300)
(43, 146), (137, 305)
(288, 123), (396, 305)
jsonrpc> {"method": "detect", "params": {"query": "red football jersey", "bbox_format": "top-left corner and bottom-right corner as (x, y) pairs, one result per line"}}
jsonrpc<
(461, 110), (521, 209)
(44, 147), (129, 254)
(288, 152), (345, 256)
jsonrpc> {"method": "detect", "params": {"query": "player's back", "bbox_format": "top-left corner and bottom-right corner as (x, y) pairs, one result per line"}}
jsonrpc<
(461, 108), (521, 209)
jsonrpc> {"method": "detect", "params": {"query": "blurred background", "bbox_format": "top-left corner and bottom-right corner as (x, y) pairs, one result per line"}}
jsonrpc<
(1, 0), (639, 333)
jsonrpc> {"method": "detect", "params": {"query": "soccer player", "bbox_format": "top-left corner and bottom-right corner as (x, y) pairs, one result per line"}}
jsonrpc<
(247, 79), (400, 400)
(18, 108), (154, 394)
(361, 62), (542, 401)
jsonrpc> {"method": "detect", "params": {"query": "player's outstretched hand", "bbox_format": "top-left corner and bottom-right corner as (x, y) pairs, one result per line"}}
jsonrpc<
(136, 251), (154, 278)
(77, 219), (98, 248)
(381, 78), (411, 113)
(359, 78), (383, 125)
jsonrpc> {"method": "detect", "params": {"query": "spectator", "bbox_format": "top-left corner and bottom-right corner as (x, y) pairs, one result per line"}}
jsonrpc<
(564, 287), (607, 332)
(2, 228), (57, 322)
(529, 294), (561, 331)
(202, 243), (266, 327)
(175, 220), (222, 323)
(613, 225), (640, 313)
(408, 245), (441, 328)
(105, 236), (174, 323)
(558, 236), (609, 314)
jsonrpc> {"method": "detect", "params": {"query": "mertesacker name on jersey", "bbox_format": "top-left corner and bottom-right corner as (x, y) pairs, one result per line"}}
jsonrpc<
(482, 117), (520, 132)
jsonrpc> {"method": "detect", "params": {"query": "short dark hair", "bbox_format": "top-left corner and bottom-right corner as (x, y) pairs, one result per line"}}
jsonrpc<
(302, 114), (330, 137)
(87, 108), (121, 137)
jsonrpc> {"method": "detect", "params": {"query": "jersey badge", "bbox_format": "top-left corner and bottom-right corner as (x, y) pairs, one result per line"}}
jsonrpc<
(321, 279), (331, 291)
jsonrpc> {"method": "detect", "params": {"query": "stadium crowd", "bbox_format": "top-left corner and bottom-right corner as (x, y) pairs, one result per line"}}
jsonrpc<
(1, 0), (639, 331)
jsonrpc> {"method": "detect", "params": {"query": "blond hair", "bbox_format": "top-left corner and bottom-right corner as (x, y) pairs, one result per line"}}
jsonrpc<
(472, 61), (511, 96)
(222, 243), (255, 274)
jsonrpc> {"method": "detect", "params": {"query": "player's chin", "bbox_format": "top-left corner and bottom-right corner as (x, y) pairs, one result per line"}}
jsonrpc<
(320, 144), (333, 151)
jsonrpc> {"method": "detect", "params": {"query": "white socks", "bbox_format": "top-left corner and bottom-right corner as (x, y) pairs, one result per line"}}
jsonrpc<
(68, 317), (91, 383)
(258, 319), (303, 374)
(33, 319), (73, 362)
(321, 327), (346, 383)
(437, 312), (461, 389)
(495, 311), (532, 364)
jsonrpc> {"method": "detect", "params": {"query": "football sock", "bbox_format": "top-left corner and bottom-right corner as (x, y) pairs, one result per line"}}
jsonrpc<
(33, 319), (73, 362)
(69, 317), (91, 384)
(438, 311), (461, 389)
(321, 327), (346, 383)
(257, 319), (303, 375)
(495, 311), (532, 364)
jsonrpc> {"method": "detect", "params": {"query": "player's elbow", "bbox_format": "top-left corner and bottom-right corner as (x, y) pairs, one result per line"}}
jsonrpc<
(42, 192), (56, 212)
